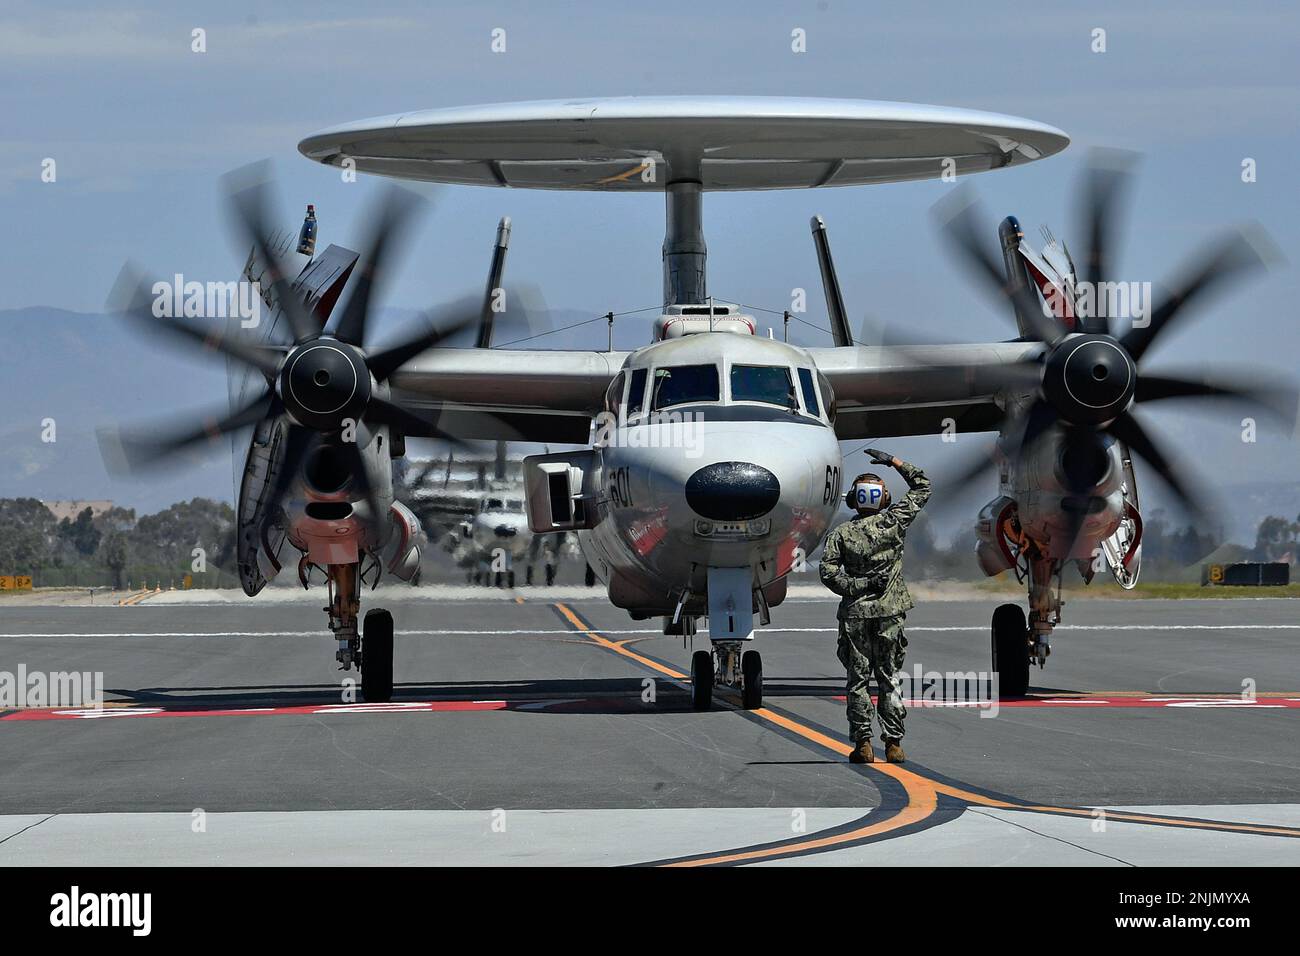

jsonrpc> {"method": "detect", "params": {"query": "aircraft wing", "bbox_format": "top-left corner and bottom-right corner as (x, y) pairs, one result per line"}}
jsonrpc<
(808, 342), (1042, 439)
(388, 349), (628, 444)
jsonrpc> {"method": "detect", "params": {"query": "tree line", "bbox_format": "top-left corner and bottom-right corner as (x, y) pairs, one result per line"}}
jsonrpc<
(0, 498), (238, 590)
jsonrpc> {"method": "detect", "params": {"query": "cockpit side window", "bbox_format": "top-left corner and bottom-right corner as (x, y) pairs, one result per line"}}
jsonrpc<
(604, 371), (626, 415)
(626, 367), (648, 417)
(652, 364), (720, 410)
(818, 370), (836, 425)
(730, 364), (797, 409)
(797, 368), (820, 417)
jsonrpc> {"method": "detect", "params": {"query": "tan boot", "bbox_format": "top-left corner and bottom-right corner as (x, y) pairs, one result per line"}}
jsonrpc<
(849, 740), (875, 764)
(884, 738), (906, 763)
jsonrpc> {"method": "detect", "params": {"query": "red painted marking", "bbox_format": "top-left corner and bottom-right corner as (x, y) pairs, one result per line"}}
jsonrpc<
(1, 700), (509, 721)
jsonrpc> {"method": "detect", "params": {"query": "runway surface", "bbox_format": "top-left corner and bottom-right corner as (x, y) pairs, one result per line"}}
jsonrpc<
(1, 591), (1298, 865)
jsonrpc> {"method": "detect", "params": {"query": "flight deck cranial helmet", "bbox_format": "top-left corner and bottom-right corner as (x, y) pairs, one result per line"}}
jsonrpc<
(847, 473), (891, 514)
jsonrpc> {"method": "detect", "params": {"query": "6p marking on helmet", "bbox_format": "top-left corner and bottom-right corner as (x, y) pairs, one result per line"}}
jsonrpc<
(846, 472), (891, 513)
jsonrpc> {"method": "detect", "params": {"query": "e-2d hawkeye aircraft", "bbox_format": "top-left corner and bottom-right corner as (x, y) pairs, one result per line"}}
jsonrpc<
(106, 97), (1292, 709)
(404, 444), (563, 587)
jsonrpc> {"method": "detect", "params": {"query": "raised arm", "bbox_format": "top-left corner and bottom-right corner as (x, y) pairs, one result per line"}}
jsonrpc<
(890, 458), (932, 530)
(863, 447), (931, 531)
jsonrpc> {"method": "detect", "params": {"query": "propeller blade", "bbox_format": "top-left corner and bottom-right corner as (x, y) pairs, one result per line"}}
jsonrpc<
(365, 395), (470, 450)
(1107, 411), (1206, 523)
(99, 390), (278, 474)
(331, 187), (426, 347)
(261, 425), (317, 524)
(108, 265), (286, 378)
(1078, 150), (1135, 334)
(224, 168), (321, 343)
(337, 439), (386, 540)
(991, 399), (1061, 464)
(1135, 370), (1298, 426)
(931, 442), (1003, 501)
(932, 189), (1064, 345)
(364, 302), (480, 382)
(925, 399), (1058, 513)
(1121, 226), (1275, 363)
(1057, 496), (1092, 563)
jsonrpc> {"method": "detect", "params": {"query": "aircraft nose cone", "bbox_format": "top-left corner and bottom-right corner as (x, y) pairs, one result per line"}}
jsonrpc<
(685, 462), (780, 521)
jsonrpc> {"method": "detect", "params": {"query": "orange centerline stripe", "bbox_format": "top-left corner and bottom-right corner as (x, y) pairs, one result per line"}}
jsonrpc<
(555, 604), (686, 680)
(554, 603), (942, 863)
(551, 603), (1300, 855)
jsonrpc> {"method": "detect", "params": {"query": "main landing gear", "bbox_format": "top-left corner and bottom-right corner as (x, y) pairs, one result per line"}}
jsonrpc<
(991, 603), (1030, 697)
(992, 553), (1063, 699)
(690, 643), (763, 711)
(326, 561), (394, 702)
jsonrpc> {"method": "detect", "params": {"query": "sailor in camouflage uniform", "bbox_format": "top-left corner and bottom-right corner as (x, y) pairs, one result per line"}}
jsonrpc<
(819, 448), (931, 764)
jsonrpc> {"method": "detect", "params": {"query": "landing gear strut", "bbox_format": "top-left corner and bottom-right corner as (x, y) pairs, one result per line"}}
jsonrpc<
(327, 562), (361, 671)
(326, 562), (393, 702)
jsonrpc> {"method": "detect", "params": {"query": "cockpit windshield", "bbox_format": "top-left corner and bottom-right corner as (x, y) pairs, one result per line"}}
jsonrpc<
(731, 364), (797, 409)
(651, 364), (720, 409)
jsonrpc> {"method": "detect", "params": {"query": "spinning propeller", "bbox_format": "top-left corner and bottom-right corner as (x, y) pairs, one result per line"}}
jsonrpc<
(927, 152), (1293, 546)
(102, 171), (523, 539)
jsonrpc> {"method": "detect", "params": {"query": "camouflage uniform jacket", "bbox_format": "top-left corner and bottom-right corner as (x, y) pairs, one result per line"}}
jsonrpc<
(819, 460), (932, 621)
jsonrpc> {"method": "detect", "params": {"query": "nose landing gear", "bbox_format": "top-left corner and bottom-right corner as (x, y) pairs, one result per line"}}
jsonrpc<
(690, 650), (713, 710)
(690, 642), (763, 711)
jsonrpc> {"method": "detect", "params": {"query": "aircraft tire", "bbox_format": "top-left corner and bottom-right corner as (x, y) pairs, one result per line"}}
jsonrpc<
(741, 650), (763, 709)
(690, 650), (713, 711)
(361, 609), (394, 703)
(991, 603), (1030, 698)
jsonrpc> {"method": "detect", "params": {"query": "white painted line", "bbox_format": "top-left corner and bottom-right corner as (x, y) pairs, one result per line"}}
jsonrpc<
(2, 623), (1299, 639)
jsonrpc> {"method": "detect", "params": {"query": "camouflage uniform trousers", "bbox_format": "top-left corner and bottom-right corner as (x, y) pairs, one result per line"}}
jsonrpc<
(836, 613), (908, 744)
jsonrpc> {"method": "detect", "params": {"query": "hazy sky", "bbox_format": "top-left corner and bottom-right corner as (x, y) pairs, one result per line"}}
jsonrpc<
(4, 0), (1298, 486)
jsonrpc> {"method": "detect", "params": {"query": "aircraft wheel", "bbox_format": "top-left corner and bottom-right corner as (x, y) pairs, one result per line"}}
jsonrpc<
(690, 650), (714, 711)
(361, 608), (394, 703)
(741, 650), (763, 710)
(507, 570), (516, 589)
(584, 564), (597, 587)
(991, 603), (1030, 698)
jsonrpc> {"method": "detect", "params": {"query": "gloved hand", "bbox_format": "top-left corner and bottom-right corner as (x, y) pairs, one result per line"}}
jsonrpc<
(864, 447), (897, 467)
